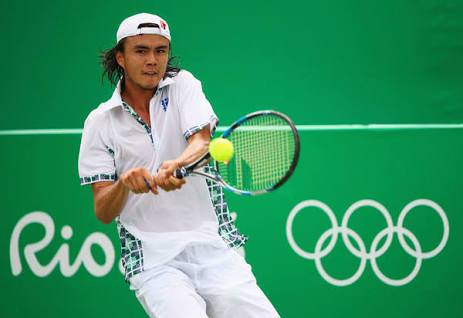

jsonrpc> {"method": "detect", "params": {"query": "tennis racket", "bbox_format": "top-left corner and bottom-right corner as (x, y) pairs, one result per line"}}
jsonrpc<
(174, 110), (300, 195)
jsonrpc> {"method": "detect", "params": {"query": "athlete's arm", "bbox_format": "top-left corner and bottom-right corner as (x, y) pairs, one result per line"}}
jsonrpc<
(91, 168), (157, 224)
(155, 126), (211, 191)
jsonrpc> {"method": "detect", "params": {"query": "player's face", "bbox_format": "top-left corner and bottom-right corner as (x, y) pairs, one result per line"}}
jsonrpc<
(116, 34), (170, 91)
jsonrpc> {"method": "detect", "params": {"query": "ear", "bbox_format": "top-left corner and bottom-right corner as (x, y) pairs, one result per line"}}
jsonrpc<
(115, 51), (125, 70)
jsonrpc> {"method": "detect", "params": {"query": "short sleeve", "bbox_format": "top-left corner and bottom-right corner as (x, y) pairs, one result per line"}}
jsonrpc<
(78, 110), (116, 185)
(176, 71), (218, 140)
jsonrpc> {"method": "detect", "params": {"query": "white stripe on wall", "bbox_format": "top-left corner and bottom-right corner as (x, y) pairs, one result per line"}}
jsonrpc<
(1, 124), (463, 136)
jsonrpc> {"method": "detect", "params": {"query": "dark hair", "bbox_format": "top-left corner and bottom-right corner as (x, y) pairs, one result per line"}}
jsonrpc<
(100, 38), (181, 86)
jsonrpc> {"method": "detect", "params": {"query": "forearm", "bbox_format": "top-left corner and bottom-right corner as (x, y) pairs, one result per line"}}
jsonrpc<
(176, 136), (210, 166)
(93, 180), (130, 224)
(155, 127), (211, 190)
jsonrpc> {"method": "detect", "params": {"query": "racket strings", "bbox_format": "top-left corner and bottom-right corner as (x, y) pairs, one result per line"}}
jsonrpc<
(218, 114), (296, 192)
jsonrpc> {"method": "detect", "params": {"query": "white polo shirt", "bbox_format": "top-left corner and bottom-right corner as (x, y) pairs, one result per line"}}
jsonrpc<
(79, 70), (244, 280)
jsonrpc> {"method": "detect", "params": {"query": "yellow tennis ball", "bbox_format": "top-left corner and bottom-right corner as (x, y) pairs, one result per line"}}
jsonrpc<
(209, 138), (234, 163)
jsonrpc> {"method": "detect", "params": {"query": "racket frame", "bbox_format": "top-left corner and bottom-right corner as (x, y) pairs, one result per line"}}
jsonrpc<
(175, 110), (300, 196)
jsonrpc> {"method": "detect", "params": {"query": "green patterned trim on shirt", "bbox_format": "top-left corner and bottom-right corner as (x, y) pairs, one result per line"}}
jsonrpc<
(116, 218), (145, 281)
(80, 173), (116, 185)
(121, 102), (153, 144)
(183, 115), (218, 140)
(205, 166), (248, 248)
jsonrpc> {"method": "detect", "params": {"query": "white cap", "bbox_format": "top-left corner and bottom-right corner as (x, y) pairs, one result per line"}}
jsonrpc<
(116, 13), (171, 43)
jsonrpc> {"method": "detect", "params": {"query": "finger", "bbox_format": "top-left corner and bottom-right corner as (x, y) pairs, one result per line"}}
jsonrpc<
(177, 177), (186, 185)
(161, 167), (173, 178)
(146, 176), (158, 194)
(125, 178), (138, 193)
(163, 179), (176, 191)
(168, 176), (185, 189)
(134, 173), (151, 194)
(160, 178), (179, 191)
(160, 169), (171, 180)
(162, 181), (174, 191)
(153, 175), (167, 191)
(152, 177), (160, 193)
(140, 169), (153, 187)
(157, 174), (172, 189)
(138, 170), (157, 194)
(132, 176), (147, 193)
(137, 176), (151, 193)
(154, 174), (163, 188)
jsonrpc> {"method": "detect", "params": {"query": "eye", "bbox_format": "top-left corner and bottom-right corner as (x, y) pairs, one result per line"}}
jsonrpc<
(136, 49), (146, 54)
(157, 48), (167, 54)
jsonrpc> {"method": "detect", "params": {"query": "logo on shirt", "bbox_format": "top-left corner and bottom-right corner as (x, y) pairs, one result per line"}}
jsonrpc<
(161, 97), (169, 112)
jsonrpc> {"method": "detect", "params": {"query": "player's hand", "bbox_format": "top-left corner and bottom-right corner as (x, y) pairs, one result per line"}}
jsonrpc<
(155, 160), (186, 191)
(120, 167), (158, 194)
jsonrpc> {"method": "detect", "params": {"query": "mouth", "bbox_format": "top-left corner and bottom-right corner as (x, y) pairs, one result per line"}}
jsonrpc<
(143, 71), (158, 76)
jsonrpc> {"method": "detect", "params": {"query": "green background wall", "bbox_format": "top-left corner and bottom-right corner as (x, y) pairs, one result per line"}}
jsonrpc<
(1, 1), (462, 317)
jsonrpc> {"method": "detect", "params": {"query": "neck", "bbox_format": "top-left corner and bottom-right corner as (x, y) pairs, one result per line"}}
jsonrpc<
(121, 79), (155, 113)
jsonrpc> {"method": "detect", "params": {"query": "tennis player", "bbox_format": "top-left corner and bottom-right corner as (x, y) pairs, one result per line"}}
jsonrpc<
(78, 13), (280, 318)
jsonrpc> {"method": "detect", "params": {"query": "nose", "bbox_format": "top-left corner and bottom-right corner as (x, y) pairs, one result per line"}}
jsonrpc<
(146, 50), (157, 66)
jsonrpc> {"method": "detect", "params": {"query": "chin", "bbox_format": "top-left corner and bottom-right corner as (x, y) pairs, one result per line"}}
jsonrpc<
(140, 81), (159, 90)
(142, 84), (158, 91)
(145, 78), (162, 89)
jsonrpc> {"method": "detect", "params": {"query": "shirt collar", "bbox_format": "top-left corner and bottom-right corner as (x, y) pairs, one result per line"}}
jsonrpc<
(99, 76), (175, 112)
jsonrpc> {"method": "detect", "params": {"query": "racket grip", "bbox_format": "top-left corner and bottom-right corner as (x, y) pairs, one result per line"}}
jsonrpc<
(174, 167), (188, 179)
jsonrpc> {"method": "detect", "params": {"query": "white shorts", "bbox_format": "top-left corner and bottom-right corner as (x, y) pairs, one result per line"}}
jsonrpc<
(129, 244), (280, 318)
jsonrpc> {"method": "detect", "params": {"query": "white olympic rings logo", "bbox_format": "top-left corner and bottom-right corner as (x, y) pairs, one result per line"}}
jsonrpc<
(286, 199), (449, 286)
